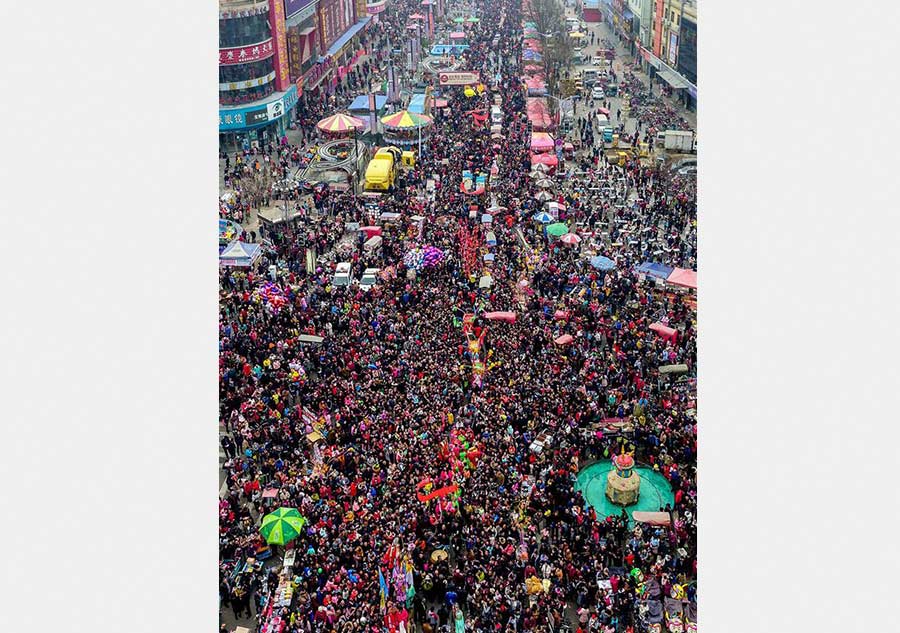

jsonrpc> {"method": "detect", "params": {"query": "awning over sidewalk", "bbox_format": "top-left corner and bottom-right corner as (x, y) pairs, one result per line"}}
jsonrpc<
(326, 17), (371, 57)
(657, 68), (689, 89)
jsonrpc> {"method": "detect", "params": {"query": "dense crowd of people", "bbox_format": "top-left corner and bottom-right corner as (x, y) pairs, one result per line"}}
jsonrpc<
(219, 2), (697, 633)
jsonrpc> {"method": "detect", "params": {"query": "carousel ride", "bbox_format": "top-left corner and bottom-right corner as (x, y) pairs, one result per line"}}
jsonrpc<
(574, 440), (675, 523)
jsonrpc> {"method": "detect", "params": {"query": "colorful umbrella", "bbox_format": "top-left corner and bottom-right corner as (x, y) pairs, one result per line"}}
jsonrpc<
(409, 13), (425, 19)
(316, 113), (365, 134)
(533, 211), (554, 223)
(259, 508), (307, 546)
(559, 233), (582, 245)
(534, 191), (553, 202)
(546, 223), (569, 237)
(536, 179), (553, 188)
(453, 17), (465, 23)
(381, 110), (433, 129)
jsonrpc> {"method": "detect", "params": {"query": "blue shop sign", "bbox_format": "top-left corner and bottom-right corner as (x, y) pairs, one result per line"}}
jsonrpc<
(219, 85), (298, 131)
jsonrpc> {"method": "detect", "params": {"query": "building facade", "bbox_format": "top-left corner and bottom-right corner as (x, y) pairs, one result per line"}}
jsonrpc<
(219, 0), (299, 148)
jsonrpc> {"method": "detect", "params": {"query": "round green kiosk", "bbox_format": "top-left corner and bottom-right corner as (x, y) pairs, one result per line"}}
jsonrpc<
(575, 458), (674, 524)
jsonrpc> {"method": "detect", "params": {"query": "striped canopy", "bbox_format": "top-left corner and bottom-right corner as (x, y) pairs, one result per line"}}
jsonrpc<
(381, 110), (433, 129)
(259, 507), (307, 546)
(316, 112), (365, 134)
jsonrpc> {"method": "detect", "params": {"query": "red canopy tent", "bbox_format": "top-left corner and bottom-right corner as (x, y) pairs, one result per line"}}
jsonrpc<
(666, 267), (697, 289)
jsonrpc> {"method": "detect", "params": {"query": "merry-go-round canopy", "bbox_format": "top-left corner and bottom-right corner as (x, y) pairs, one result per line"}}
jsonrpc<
(381, 110), (433, 130)
(316, 112), (366, 134)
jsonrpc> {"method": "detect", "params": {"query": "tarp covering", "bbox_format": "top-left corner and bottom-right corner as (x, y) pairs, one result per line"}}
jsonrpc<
(649, 322), (678, 342)
(485, 311), (516, 323)
(530, 131), (554, 152)
(526, 97), (552, 131)
(220, 240), (262, 267)
(632, 511), (672, 526)
(348, 94), (388, 112)
(658, 363), (689, 374)
(523, 76), (547, 96)
(666, 267), (698, 289)
(530, 152), (558, 168)
(635, 261), (674, 279)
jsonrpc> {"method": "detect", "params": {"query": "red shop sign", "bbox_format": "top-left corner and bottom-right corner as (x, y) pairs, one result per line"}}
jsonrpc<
(220, 39), (275, 65)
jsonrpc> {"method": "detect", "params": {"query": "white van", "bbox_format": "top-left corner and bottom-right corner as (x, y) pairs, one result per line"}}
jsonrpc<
(333, 262), (352, 286)
(490, 105), (503, 125)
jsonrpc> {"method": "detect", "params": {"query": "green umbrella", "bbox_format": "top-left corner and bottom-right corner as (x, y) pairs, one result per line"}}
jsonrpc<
(453, 17), (465, 23)
(259, 507), (307, 546)
(546, 223), (569, 237)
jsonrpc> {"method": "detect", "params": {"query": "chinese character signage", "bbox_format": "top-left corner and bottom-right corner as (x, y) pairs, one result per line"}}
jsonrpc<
(438, 71), (480, 86)
(287, 26), (302, 80)
(219, 86), (298, 131)
(269, 0), (291, 91)
(219, 39), (275, 65)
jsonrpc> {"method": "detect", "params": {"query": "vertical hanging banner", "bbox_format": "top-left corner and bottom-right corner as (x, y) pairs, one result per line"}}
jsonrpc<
(427, 5), (434, 38)
(269, 0), (291, 91)
(368, 92), (377, 134)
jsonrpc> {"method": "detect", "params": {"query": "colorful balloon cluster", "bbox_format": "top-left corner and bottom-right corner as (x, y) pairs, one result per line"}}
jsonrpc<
(253, 282), (289, 312)
(402, 246), (445, 270)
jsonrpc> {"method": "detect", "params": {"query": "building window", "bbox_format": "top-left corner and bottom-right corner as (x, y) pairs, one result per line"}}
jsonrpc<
(219, 13), (272, 48)
(220, 82), (276, 106)
(219, 58), (276, 83)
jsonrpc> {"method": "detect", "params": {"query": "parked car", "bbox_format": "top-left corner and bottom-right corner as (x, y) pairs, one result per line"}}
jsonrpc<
(359, 267), (381, 292)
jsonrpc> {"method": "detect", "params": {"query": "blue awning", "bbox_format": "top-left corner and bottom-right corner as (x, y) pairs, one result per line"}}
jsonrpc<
(635, 262), (674, 279)
(348, 94), (387, 112)
(326, 17), (371, 57)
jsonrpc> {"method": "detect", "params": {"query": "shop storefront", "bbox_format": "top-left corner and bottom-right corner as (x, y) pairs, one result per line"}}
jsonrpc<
(286, 0), (320, 91)
(219, 85), (300, 150)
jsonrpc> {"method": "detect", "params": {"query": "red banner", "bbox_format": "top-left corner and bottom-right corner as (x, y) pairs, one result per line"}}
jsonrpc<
(219, 39), (275, 65)
(269, 0), (291, 91)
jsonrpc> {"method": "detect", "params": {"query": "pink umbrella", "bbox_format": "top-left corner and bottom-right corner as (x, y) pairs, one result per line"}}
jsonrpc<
(409, 13), (425, 19)
(485, 311), (517, 323)
(559, 233), (581, 246)
(553, 310), (569, 320)
(554, 334), (574, 346)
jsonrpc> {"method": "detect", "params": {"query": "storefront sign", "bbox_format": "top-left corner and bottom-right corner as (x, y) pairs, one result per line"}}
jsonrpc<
(667, 32), (678, 67)
(220, 71), (277, 91)
(220, 85), (298, 131)
(438, 71), (480, 86)
(287, 26), (302, 80)
(219, 39), (275, 65)
(366, 0), (386, 14)
(269, 0), (292, 91)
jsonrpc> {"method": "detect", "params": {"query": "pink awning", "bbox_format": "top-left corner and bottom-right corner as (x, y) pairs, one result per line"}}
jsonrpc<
(666, 267), (697, 289)
(649, 322), (678, 342)
(530, 132), (554, 151)
(485, 311), (516, 323)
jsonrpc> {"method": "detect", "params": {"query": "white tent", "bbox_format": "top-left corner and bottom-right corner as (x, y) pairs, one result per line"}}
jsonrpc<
(219, 240), (262, 267)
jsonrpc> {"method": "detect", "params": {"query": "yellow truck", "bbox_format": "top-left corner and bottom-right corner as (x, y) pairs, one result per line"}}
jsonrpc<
(364, 146), (403, 192)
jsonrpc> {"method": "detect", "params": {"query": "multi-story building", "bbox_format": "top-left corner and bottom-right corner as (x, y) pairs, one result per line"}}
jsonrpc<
(643, 0), (696, 109)
(219, 0), (299, 148)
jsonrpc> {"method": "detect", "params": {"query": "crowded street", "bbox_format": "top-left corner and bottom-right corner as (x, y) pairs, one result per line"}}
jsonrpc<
(218, 1), (698, 632)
